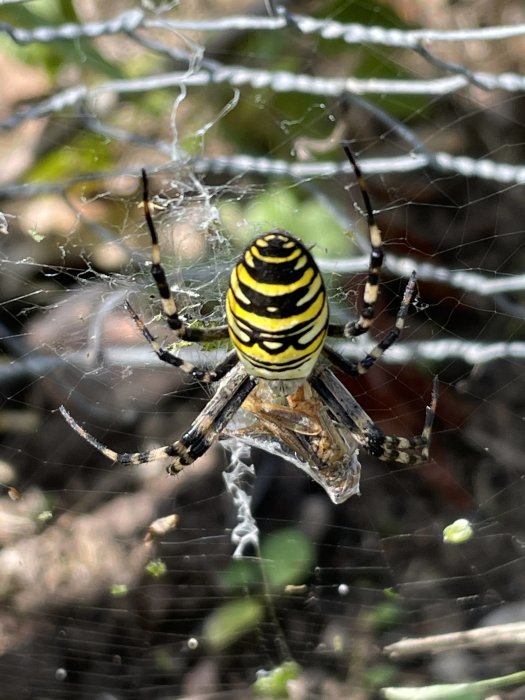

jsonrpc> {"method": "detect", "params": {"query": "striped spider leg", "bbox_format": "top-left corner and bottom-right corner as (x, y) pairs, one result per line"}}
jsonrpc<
(323, 270), (418, 377)
(60, 364), (256, 472)
(136, 168), (236, 383)
(309, 367), (439, 465)
(328, 145), (385, 341)
(60, 168), (247, 472)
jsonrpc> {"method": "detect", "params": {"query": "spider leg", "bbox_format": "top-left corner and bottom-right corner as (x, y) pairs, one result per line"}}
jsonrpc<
(309, 366), (438, 465)
(126, 300), (237, 383)
(141, 168), (229, 342)
(59, 364), (257, 473)
(328, 145), (384, 340)
(323, 271), (416, 376)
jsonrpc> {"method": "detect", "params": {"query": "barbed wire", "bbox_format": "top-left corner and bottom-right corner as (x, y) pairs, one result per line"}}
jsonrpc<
(193, 152), (525, 185)
(5, 68), (524, 137)
(3, 8), (525, 48)
(4, 336), (525, 387)
(2, 151), (523, 204)
(3, 8), (525, 189)
(3, 7), (525, 108)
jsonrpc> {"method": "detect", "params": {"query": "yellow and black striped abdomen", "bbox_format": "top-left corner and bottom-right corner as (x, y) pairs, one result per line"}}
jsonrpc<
(226, 230), (329, 380)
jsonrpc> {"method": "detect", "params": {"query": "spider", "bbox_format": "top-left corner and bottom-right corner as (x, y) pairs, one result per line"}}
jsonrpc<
(60, 146), (438, 504)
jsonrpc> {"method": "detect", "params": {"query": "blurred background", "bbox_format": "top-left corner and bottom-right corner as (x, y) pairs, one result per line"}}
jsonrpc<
(1, 1), (525, 698)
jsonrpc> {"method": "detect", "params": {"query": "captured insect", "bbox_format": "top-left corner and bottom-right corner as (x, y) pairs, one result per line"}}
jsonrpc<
(60, 146), (438, 504)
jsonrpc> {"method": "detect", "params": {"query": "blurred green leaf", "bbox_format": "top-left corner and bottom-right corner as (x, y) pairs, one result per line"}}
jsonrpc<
(27, 132), (113, 181)
(382, 669), (525, 700)
(145, 559), (167, 578)
(221, 556), (261, 589)
(253, 660), (302, 698)
(261, 528), (314, 588)
(220, 186), (351, 258)
(204, 598), (264, 651)
(0, 1), (125, 79)
(110, 583), (128, 598)
(369, 600), (402, 629)
(443, 519), (474, 544)
(364, 662), (399, 690)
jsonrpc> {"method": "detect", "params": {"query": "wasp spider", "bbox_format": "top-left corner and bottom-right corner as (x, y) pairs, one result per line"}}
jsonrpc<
(60, 146), (438, 503)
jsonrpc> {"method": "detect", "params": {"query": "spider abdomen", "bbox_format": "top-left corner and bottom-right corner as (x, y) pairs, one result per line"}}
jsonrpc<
(226, 230), (329, 380)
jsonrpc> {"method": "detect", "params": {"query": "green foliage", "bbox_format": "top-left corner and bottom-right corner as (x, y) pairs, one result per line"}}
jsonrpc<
(223, 528), (314, 590)
(364, 662), (399, 691)
(204, 598), (263, 651)
(314, 0), (409, 29)
(36, 509), (53, 522)
(0, 1), (125, 79)
(261, 528), (314, 587)
(206, 529), (314, 654)
(221, 186), (352, 257)
(209, 0), (428, 153)
(382, 669), (525, 699)
(443, 519), (474, 544)
(110, 583), (128, 598)
(369, 599), (402, 629)
(145, 559), (167, 578)
(26, 132), (113, 182)
(252, 661), (302, 698)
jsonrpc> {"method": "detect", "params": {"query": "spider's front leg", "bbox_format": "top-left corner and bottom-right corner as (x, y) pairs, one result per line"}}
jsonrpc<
(328, 145), (385, 340)
(141, 168), (229, 340)
(59, 364), (257, 473)
(134, 169), (234, 381)
(309, 366), (438, 465)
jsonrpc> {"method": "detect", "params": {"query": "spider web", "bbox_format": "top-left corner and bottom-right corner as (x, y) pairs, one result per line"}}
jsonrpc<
(1, 1), (525, 698)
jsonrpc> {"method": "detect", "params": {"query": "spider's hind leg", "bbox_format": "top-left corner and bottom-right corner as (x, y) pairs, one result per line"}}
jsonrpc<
(374, 374), (439, 464)
(309, 367), (438, 465)
(59, 363), (257, 473)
